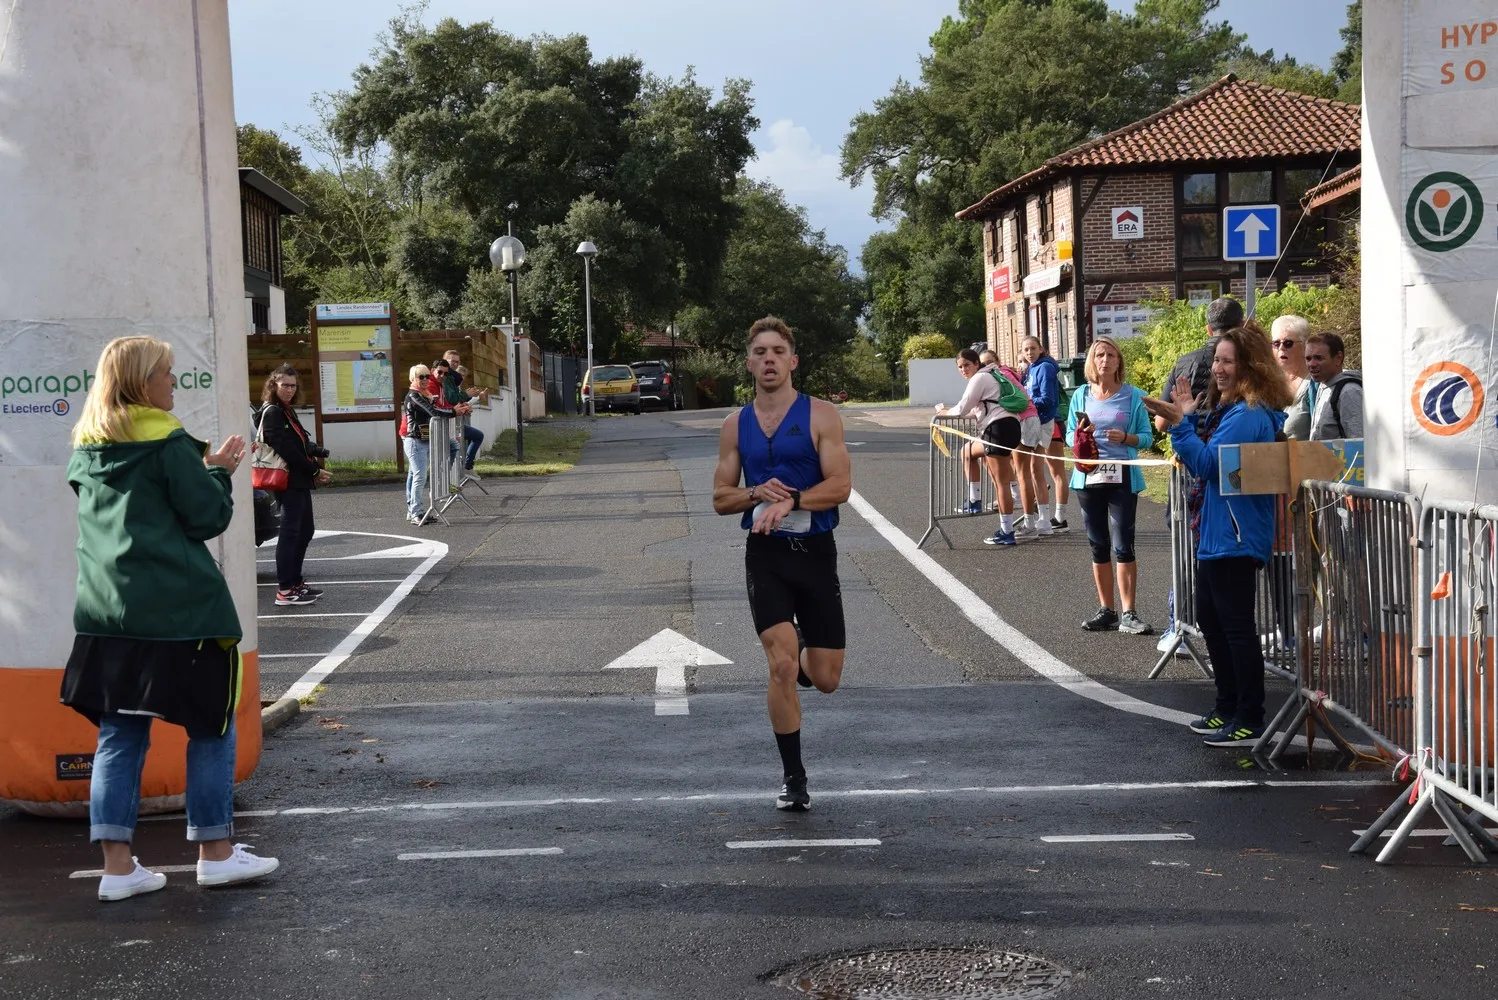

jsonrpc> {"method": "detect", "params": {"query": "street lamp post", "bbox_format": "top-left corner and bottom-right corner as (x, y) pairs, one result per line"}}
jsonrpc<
(489, 227), (527, 462)
(576, 241), (597, 418)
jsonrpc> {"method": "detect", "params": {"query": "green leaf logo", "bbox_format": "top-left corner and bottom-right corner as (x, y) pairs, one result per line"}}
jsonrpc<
(1406, 172), (1485, 252)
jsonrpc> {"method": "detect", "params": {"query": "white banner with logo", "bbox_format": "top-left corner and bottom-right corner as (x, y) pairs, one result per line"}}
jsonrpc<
(0, 317), (220, 468)
(1401, 149), (1498, 286)
(1404, 280), (1498, 470)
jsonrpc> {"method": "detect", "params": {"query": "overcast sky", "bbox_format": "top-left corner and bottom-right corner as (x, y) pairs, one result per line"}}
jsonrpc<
(229, 0), (1351, 267)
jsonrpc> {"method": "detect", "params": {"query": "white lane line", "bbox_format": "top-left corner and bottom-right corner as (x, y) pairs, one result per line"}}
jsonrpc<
(69, 864), (198, 878)
(280, 538), (449, 702)
(727, 839), (881, 849)
(257, 579), (406, 587)
(396, 848), (563, 861)
(1041, 833), (1196, 844)
(655, 697), (690, 716)
(258, 612), (376, 619)
(846, 490), (1195, 727)
(172, 778), (1389, 821)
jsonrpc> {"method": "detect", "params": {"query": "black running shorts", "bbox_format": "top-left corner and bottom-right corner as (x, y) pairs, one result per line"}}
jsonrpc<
(981, 416), (1022, 457)
(744, 532), (845, 649)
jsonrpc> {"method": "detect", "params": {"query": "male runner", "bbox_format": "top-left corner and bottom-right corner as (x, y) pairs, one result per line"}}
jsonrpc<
(712, 316), (852, 811)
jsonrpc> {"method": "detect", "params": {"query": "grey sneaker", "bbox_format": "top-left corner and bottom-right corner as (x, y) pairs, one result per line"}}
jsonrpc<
(1118, 610), (1153, 635)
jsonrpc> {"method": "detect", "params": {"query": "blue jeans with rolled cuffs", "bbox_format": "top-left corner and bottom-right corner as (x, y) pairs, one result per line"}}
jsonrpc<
(404, 436), (430, 516)
(89, 714), (236, 844)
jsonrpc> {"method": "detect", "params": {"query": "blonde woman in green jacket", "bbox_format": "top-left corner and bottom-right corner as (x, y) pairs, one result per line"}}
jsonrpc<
(62, 336), (279, 901)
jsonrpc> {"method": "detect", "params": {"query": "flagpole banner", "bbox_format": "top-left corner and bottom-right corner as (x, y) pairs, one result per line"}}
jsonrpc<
(1404, 280), (1496, 472)
(1400, 150), (1498, 286)
(0, 317), (219, 468)
(1404, 0), (1498, 99)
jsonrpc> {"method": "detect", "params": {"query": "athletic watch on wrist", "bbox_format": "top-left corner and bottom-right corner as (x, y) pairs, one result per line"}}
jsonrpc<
(748, 484), (758, 503)
(789, 489), (802, 510)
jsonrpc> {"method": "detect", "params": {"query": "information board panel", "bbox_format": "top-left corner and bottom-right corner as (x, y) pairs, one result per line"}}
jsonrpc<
(316, 323), (395, 415)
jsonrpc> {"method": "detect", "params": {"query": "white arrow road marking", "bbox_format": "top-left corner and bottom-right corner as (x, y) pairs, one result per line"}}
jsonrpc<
(1235, 213), (1270, 255)
(603, 628), (732, 716)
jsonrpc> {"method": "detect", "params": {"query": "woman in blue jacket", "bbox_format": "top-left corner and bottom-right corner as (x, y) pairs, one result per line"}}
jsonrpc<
(1145, 325), (1293, 747)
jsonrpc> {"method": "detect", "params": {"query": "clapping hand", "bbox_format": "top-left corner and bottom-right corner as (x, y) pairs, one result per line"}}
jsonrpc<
(205, 435), (247, 473)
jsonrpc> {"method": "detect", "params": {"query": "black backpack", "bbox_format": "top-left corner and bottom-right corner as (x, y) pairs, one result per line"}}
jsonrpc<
(1327, 373), (1362, 438)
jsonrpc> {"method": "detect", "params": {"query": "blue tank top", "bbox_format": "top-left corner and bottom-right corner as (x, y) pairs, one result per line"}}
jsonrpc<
(737, 393), (839, 536)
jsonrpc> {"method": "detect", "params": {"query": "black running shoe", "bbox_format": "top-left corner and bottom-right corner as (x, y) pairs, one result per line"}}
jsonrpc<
(1188, 713), (1228, 735)
(777, 774), (810, 811)
(794, 621), (812, 688)
(296, 583), (324, 598)
(1082, 607), (1119, 631)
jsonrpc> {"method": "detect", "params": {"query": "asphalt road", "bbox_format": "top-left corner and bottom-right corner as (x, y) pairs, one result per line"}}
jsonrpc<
(3, 405), (1493, 1000)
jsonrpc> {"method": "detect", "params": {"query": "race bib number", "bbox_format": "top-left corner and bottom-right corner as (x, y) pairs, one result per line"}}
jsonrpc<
(1085, 463), (1123, 486)
(754, 502), (812, 535)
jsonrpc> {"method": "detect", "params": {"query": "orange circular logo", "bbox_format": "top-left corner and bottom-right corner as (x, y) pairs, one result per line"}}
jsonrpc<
(1410, 362), (1485, 436)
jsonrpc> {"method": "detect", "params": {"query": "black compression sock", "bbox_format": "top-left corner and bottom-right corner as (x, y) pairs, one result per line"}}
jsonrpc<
(775, 729), (805, 779)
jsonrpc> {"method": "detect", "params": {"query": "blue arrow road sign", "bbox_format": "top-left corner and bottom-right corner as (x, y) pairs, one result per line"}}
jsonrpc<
(1222, 204), (1281, 261)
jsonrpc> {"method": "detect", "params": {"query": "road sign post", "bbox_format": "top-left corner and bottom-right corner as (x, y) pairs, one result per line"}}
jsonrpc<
(1222, 204), (1281, 318)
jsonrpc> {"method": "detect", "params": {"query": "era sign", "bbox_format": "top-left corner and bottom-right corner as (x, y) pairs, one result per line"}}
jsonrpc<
(988, 265), (1012, 303)
(1111, 206), (1143, 240)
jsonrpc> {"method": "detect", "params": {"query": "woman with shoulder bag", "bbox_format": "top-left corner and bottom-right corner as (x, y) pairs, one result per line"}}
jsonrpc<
(402, 365), (441, 525)
(1145, 325), (1293, 746)
(1066, 336), (1154, 634)
(258, 365), (330, 606)
(63, 335), (278, 901)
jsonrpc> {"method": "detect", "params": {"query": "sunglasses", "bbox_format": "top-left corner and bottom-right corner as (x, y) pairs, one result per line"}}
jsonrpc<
(277, 382), (298, 389)
(1270, 339), (1300, 349)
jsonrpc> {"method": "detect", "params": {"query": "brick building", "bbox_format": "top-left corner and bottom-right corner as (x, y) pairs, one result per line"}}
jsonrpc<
(956, 76), (1360, 365)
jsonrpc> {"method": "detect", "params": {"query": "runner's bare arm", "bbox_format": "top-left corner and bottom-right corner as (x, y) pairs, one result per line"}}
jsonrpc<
(711, 411), (756, 515)
(799, 398), (851, 511)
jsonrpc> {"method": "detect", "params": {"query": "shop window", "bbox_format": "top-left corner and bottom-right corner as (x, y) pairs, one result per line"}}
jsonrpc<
(1182, 173), (1217, 205)
(1178, 214), (1219, 260)
(1229, 170), (1273, 203)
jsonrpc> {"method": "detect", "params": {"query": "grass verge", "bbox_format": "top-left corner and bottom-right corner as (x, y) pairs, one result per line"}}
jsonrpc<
(1139, 451), (1172, 505)
(325, 421), (590, 486)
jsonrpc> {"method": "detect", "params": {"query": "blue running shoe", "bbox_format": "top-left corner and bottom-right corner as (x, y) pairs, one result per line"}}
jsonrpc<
(983, 530), (1017, 546)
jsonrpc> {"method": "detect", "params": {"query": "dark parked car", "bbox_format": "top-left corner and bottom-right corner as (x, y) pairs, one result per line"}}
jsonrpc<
(630, 360), (682, 411)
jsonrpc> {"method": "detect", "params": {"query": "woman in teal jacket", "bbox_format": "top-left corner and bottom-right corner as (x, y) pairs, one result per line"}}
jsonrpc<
(1145, 325), (1293, 748)
(63, 336), (279, 901)
(1065, 336), (1155, 635)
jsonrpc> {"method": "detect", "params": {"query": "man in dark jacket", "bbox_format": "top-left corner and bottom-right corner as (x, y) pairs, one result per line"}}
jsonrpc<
(441, 349), (486, 470)
(1153, 297), (1243, 433)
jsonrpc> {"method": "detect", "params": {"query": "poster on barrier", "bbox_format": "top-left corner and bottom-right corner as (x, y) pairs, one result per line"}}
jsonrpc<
(1404, 280), (1496, 474)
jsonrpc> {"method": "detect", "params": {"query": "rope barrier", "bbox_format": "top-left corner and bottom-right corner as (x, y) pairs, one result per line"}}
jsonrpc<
(927, 420), (1175, 467)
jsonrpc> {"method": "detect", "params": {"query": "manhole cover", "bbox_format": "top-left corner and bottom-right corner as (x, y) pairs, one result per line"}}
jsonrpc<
(772, 945), (1072, 999)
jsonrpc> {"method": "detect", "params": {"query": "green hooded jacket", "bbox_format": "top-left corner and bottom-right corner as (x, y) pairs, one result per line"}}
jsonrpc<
(67, 405), (242, 642)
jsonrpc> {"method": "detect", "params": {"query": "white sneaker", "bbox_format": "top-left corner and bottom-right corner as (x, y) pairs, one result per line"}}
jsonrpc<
(1035, 516), (1053, 537)
(98, 859), (167, 902)
(1013, 521), (1040, 541)
(197, 844), (280, 887)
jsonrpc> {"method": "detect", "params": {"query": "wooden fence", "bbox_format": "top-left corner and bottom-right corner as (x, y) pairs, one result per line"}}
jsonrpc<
(246, 329), (511, 403)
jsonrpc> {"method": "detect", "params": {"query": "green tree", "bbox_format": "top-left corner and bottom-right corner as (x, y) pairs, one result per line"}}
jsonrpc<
(1211, 47), (1338, 98)
(1330, 1), (1362, 104)
(677, 181), (865, 395)
(330, 10), (758, 336)
(841, 0), (1241, 340)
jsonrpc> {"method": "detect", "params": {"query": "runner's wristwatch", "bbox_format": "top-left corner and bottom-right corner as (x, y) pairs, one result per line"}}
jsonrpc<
(788, 489), (801, 510)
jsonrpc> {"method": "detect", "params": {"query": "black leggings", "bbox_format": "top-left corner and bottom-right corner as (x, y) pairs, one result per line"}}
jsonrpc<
(276, 487), (316, 589)
(1077, 484), (1138, 565)
(1197, 556), (1266, 727)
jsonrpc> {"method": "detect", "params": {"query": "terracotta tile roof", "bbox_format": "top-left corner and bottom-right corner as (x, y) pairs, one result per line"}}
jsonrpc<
(957, 76), (1361, 220)
(1301, 163), (1361, 210)
(638, 329), (695, 350)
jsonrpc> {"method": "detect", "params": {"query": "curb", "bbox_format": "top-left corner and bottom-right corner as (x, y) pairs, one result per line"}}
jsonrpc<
(260, 697), (301, 734)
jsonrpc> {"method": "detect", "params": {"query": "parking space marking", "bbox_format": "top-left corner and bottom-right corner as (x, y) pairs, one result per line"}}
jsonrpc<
(726, 839), (881, 849)
(397, 848), (563, 861)
(1040, 833), (1196, 844)
(254, 529), (449, 702)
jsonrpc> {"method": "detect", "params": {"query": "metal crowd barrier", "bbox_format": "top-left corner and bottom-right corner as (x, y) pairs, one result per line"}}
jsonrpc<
(419, 413), (485, 525)
(918, 415), (996, 549)
(1150, 467), (1212, 679)
(1354, 499), (1498, 864)
(1255, 481), (1419, 763)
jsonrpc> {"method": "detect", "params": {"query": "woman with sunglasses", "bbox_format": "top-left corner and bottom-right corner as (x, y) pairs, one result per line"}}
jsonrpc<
(258, 365), (332, 606)
(1270, 315), (1316, 441)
